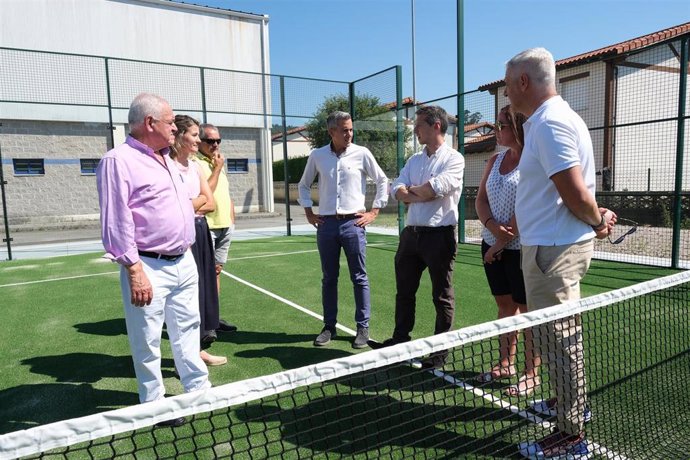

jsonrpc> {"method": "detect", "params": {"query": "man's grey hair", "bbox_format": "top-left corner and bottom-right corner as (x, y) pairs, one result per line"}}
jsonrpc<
(505, 47), (556, 88)
(128, 93), (169, 127)
(326, 111), (352, 130)
(416, 105), (449, 134)
(199, 123), (219, 140)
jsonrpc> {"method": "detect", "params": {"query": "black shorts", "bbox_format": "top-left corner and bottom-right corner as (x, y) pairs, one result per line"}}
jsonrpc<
(481, 240), (527, 305)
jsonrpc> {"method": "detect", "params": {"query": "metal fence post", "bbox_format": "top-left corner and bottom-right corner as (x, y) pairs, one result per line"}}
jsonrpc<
(279, 76), (292, 236)
(671, 36), (688, 269)
(349, 82), (356, 144)
(456, 0), (466, 243)
(200, 67), (208, 124)
(396, 65), (405, 235)
(0, 127), (12, 261)
(104, 58), (115, 150)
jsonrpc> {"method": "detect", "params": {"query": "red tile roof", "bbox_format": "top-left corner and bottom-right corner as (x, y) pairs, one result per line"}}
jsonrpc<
(479, 22), (690, 90)
(271, 126), (308, 142)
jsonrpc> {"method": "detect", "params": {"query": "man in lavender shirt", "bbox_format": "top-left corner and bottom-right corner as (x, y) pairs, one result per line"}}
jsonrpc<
(97, 93), (210, 427)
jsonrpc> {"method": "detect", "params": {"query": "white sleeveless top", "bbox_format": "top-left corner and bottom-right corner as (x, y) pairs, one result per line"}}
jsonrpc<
(480, 149), (521, 250)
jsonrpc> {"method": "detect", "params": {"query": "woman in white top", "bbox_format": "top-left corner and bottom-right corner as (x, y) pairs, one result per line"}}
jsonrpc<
(475, 105), (540, 397)
(171, 115), (227, 367)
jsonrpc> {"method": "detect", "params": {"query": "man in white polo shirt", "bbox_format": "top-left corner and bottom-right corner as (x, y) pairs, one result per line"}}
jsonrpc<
(504, 47), (616, 459)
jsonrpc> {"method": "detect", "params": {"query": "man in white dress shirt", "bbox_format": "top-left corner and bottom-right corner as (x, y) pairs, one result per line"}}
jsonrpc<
(377, 105), (465, 370)
(298, 111), (388, 349)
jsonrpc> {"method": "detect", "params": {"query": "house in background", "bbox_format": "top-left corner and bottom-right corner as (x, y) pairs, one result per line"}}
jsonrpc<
(271, 126), (312, 162)
(476, 21), (690, 193)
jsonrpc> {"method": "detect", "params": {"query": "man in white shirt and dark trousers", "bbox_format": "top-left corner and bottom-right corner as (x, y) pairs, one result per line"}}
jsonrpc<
(377, 105), (465, 370)
(504, 47), (616, 459)
(298, 111), (388, 349)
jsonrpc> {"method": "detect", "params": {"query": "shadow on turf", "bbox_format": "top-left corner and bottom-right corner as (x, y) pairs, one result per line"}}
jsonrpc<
(21, 353), (173, 384)
(74, 318), (127, 336)
(214, 330), (316, 346)
(234, 392), (522, 458)
(0, 383), (139, 434)
(235, 345), (353, 370)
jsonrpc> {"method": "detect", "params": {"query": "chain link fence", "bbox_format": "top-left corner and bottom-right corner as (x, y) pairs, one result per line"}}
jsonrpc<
(0, 47), (397, 258)
(397, 35), (689, 268)
(1, 33), (689, 268)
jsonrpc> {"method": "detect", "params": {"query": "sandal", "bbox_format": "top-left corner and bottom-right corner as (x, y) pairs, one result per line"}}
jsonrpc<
(504, 374), (540, 397)
(477, 364), (516, 383)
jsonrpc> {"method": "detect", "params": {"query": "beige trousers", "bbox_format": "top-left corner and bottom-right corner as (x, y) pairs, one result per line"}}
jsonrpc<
(521, 239), (593, 435)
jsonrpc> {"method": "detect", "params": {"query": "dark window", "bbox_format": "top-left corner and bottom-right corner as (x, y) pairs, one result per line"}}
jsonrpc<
(13, 159), (44, 176)
(80, 158), (100, 174)
(227, 158), (249, 173)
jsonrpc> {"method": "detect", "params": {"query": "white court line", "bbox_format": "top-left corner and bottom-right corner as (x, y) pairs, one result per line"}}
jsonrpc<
(221, 269), (628, 459)
(0, 242), (394, 289)
(230, 241), (393, 262)
(0, 271), (118, 288)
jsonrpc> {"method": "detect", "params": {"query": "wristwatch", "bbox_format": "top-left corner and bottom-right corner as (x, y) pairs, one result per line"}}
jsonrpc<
(591, 214), (606, 231)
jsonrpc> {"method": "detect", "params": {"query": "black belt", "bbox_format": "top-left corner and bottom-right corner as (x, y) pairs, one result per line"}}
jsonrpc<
(138, 250), (184, 262)
(407, 225), (455, 233)
(324, 214), (358, 220)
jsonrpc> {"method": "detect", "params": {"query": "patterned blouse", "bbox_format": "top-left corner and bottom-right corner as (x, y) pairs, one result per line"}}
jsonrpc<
(480, 149), (521, 250)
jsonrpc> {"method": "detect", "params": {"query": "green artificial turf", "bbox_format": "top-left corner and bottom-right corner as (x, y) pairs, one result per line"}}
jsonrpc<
(0, 236), (684, 458)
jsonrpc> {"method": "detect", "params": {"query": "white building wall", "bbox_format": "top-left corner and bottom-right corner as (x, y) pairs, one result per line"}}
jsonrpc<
(0, 0), (271, 128)
(0, 0), (267, 73)
(612, 47), (689, 192)
(0, 0), (275, 223)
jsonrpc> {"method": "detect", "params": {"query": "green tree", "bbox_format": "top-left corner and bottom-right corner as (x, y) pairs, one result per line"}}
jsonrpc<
(464, 109), (482, 125)
(304, 94), (412, 176)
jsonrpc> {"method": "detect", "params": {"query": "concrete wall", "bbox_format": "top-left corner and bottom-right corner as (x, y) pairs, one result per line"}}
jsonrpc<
(0, 120), (108, 221)
(0, 121), (264, 224)
(217, 127), (265, 213)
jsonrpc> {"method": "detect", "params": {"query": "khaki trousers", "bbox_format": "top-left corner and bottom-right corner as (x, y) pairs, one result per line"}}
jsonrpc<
(521, 240), (593, 435)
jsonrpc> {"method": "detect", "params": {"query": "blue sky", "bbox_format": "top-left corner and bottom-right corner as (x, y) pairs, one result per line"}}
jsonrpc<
(178, 0), (688, 102)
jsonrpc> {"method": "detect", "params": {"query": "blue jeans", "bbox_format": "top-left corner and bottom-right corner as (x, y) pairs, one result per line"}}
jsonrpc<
(316, 216), (370, 329)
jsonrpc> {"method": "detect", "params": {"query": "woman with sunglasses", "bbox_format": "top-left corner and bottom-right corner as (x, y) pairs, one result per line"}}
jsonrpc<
(170, 115), (227, 367)
(475, 105), (540, 397)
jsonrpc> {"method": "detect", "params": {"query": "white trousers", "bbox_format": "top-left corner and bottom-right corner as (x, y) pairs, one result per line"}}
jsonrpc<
(120, 250), (210, 403)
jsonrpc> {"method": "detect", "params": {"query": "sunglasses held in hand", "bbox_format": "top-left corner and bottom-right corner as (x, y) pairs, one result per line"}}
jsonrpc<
(608, 218), (637, 245)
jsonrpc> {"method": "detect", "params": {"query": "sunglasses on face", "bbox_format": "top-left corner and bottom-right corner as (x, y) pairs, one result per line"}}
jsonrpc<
(495, 120), (509, 131)
(203, 139), (222, 145)
(608, 218), (638, 244)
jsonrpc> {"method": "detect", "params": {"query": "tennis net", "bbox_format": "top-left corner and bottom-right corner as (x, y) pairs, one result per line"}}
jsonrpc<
(2, 270), (689, 459)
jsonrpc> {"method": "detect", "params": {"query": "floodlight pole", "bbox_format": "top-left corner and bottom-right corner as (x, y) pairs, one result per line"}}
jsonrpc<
(456, 0), (465, 243)
(411, 0), (417, 152)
